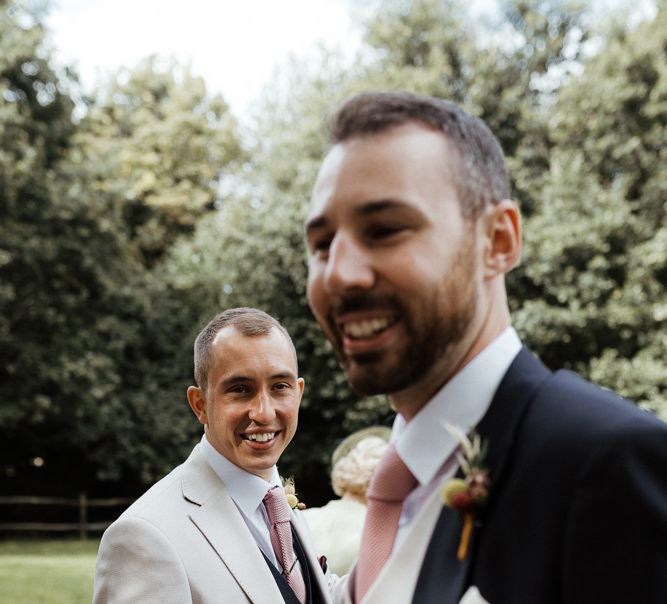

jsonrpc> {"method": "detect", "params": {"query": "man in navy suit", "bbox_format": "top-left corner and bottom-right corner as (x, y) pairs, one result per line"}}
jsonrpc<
(305, 91), (667, 603)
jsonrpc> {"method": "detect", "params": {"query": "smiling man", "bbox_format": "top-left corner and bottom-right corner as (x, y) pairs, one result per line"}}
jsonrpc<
(305, 91), (667, 604)
(94, 307), (331, 604)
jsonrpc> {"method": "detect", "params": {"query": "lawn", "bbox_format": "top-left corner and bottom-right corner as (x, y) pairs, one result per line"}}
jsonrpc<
(0, 538), (99, 604)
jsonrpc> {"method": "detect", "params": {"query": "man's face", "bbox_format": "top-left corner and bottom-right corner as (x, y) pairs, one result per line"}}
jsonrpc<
(305, 123), (484, 411)
(187, 327), (304, 480)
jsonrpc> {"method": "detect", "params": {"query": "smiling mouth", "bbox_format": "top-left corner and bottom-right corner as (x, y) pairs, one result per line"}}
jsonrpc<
(340, 316), (398, 340)
(242, 432), (277, 443)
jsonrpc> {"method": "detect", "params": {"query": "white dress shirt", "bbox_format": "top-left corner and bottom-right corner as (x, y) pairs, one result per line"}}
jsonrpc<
(199, 434), (283, 566)
(392, 327), (522, 545)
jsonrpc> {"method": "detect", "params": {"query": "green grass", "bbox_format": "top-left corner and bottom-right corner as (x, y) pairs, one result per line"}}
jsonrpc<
(0, 538), (99, 604)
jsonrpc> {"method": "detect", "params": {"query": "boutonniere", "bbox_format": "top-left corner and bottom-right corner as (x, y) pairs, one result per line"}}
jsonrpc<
(282, 476), (306, 510)
(441, 425), (490, 561)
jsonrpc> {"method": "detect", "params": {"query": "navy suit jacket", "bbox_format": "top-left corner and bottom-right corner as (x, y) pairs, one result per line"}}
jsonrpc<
(413, 347), (667, 604)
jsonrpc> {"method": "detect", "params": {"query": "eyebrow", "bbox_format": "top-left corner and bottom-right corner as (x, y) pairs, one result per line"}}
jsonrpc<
(357, 199), (409, 216)
(222, 372), (296, 385)
(305, 214), (327, 235)
(305, 198), (410, 235)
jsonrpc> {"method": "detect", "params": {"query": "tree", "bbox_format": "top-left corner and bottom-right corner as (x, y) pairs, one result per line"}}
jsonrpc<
(0, 2), (248, 495)
(513, 7), (667, 418)
(0, 0), (154, 494)
(162, 1), (666, 507)
(5, 0), (662, 506)
(74, 57), (245, 268)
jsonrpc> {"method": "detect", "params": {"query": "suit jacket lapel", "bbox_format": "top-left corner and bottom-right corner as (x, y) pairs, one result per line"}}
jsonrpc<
(475, 348), (551, 487)
(411, 471), (475, 604)
(413, 348), (551, 604)
(182, 448), (284, 604)
(291, 510), (331, 603)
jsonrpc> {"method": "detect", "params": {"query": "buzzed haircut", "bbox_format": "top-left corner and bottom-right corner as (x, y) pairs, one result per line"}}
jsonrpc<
(193, 307), (296, 393)
(329, 91), (511, 219)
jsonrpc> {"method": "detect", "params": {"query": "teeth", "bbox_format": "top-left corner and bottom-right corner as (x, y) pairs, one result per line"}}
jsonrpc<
(343, 318), (391, 339)
(246, 432), (275, 442)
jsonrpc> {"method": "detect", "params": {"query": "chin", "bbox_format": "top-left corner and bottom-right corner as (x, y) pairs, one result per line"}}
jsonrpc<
(346, 371), (390, 397)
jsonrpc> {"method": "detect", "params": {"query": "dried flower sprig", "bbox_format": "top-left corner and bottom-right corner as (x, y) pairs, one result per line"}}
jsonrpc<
(441, 424), (490, 560)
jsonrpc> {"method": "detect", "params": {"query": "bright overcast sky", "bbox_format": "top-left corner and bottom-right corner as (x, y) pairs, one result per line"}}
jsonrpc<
(45, 0), (656, 120)
(45, 0), (364, 118)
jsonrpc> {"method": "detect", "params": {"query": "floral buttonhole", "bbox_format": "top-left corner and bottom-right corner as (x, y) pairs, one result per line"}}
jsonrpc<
(282, 475), (306, 510)
(441, 424), (490, 561)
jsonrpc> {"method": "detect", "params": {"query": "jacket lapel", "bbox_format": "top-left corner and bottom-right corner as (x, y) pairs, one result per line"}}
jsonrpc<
(411, 472), (475, 604)
(291, 510), (332, 604)
(413, 348), (551, 604)
(475, 348), (551, 488)
(182, 448), (285, 604)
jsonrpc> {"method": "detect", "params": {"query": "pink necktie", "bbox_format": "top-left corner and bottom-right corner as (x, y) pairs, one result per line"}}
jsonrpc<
(355, 444), (418, 602)
(263, 487), (307, 604)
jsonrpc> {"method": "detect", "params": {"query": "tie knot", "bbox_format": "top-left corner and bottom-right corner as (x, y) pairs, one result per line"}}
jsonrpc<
(367, 444), (417, 503)
(264, 486), (291, 524)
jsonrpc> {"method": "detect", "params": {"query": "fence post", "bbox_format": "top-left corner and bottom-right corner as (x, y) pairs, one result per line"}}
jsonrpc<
(79, 493), (87, 540)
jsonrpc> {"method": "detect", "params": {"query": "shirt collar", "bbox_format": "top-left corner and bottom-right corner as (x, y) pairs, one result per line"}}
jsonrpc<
(393, 327), (522, 485)
(199, 434), (281, 516)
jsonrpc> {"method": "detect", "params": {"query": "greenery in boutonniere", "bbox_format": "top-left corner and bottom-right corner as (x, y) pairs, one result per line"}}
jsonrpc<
(441, 425), (490, 561)
(282, 476), (306, 510)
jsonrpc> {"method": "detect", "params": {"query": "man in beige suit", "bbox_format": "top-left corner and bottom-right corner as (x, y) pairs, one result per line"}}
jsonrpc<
(94, 307), (331, 604)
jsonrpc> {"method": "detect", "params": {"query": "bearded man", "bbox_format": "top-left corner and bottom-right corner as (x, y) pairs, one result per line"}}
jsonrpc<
(305, 91), (667, 604)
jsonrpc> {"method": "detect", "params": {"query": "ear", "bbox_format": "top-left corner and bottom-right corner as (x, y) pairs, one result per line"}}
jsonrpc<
(482, 200), (521, 279)
(187, 386), (208, 425)
(296, 377), (305, 403)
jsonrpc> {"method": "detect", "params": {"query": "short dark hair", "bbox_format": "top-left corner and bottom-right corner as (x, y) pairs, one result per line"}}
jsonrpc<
(193, 307), (295, 392)
(329, 91), (511, 219)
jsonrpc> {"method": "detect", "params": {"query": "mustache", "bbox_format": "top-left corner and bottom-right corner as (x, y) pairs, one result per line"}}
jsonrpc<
(327, 293), (404, 321)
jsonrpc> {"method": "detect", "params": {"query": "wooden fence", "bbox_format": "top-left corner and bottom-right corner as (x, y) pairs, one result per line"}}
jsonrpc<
(0, 495), (135, 539)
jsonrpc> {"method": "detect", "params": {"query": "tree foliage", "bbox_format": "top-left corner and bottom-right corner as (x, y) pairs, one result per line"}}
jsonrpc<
(0, 2), (244, 495)
(152, 0), (666, 502)
(2, 0), (664, 504)
(514, 8), (667, 417)
(0, 1), (147, 493)
(74, 57), (244, 267)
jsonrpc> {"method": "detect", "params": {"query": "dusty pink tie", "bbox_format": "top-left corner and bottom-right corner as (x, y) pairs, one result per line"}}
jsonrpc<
(355, 444), (418, 602)
(263, 487), (307, 604)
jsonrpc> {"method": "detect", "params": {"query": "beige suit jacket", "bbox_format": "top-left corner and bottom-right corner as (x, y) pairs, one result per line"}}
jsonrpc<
(93, 445), (331, 604)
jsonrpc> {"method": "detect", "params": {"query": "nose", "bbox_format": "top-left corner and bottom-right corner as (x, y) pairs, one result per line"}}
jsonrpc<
(323, 235), (375, 294)
(248, 390), (276, 424)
